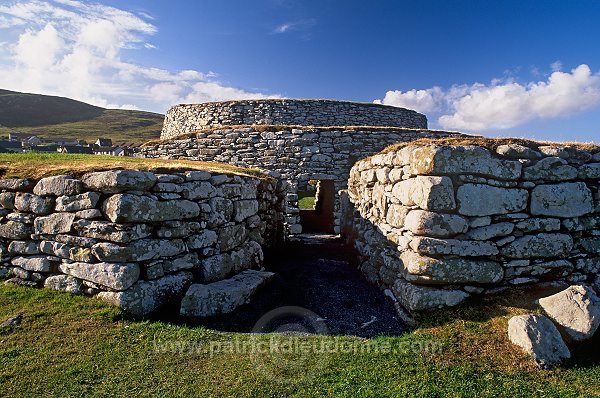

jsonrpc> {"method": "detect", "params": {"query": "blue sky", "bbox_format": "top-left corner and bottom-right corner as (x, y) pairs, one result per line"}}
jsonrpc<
(0, 0), (599, 142)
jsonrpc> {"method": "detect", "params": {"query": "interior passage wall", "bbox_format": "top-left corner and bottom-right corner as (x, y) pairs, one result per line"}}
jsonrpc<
(0, 170), (285, 315)
(141, 127), (462, 235)
(342, 143), (600, 311)
(161, 99), (428, 140)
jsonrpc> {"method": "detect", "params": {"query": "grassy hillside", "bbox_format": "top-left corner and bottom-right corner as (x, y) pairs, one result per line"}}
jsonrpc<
(0, 89), (163, 144)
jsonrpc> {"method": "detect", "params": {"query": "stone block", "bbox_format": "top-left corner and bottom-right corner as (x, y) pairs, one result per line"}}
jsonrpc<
(457, 184), (528, 216)
(501, 233), (573, 258)
(82, 170), (157, 193)
(103, 194), (200, 222)
(531, 182), (593, 217)
(59, 261), (140, 291)
(33, 175), (83, 196)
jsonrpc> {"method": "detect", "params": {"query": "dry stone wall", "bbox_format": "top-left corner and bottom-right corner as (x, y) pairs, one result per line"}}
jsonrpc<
(161, 99), (427, 140)
(141, 127), (463, 235)
(343, 142), (600, 311)
(0, 170), (285, 315)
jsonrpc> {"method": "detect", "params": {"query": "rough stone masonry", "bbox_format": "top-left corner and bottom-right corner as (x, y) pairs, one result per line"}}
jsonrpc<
(0, 170), (285, 316)
(342, 142), (600, 311)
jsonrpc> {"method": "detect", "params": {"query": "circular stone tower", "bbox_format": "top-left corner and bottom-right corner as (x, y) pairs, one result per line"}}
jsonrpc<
(160, 99), (428, 139)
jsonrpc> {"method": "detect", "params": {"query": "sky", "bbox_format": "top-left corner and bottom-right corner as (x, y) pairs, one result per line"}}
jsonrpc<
(0, 0), (599, 142)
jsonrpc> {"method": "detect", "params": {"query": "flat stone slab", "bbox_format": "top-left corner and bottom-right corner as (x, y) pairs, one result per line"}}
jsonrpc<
(103, 194), (200, 222)
(457, 184), (528, 216)
(508, 314), (571, 369)
(539, 284), (600, 342)
(82, 170), (157, 193)
(531, 182), (594, 217)
(180, 270), (275, 317)
(392, 278), (469, 311)
(59, 262), (140, 291)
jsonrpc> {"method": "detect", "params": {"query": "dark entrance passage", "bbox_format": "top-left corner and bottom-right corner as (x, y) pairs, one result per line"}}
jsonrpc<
(154, 235), (406, 337)
(299, 180), (335, 233)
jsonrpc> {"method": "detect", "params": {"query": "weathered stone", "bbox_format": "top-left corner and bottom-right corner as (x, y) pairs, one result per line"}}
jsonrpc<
(233, 199), (259, 222)
(34, 213), (75, 235)
(531, 183), (593, 217)
(509, 260), (574, 279)
(0, 192), (15, 209)
(73, 220), (151, 243)
(578, 163), (600, 179)
(409, 237), (499, 256)
(181, 181), (217, 200)
(199, 253), (233, 283)
(507, 315), (570, 369)
(539, 285), (600, 341)
(187, 230), (218, 249)
(523, 157), (578, 181)
(469, 216), (491, 228)
(410, 176), (456, 211)
(400, 250), (503, 284)
(465, 222), (514, 240)
(208, 197), (234, 227)
(103, 194), (200, 222)
(404, 210), (468, 237)
(33, 175), (83, 196)
(75, 209), (103, 219)
(538, 146), (592, 164)
(579, 237), (600, 255)
(575, 257), (600, 273)
(82, 170), (157, 193)
(14, 192), (54, 215)
(59, 262), (140, 291)
(218, 224), (247, 251)
(11, 256), (53, 272)
(155, 221), (202, 238)
(501, 233), (573, 258)
(44, 275), (83, 294)
(457, 184), (528, 216)
(0, 221), (32, 240)
(91, 239), (186, 262)
(496, 144), (541, 159)
(0, 178), (33, 191)
(562, 216), (600, 231)
(392, 278), (470, 311)
(180, 270), (274, 317)
(160, 253), (200, 273)
(385, 204), (409, 228)
(6, 212), (35, 224)
(515, 218), (561, 233)
(97, 272), (193, 316)
(8, 240), (39, 255)
(55, 192), (101, 212)
(409, 145), (522, 180)
(54, 234), (98, 248)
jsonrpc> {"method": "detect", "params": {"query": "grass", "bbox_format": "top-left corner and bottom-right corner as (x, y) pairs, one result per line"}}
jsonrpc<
(298, 193), (316, 210)
(0, 109), (163, 145)
(0, 284), (598, 397)
(0, 153), (267, 180)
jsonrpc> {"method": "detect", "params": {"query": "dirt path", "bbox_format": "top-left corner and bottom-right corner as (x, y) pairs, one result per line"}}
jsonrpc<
(156, 234), (407, 338)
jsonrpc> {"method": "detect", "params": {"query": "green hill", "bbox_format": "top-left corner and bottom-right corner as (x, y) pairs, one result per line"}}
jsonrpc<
(0, 89), (163, 144)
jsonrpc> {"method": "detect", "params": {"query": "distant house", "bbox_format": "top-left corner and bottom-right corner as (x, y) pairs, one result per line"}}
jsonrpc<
(58, 145), (93, 154)
(93, 146), (114, 155)
(8, 132), (36, 142)
(29, 144), (59, 153)
(23, 136), (42, 146)
(95, 138), (113, 147)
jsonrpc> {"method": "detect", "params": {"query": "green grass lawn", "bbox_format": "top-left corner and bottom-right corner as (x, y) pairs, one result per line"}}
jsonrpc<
(1, 284), (598, 397)
(298, 193), (316, 210)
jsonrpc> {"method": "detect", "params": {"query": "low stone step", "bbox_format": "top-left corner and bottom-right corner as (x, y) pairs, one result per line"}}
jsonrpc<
(180, 270), (275, 317)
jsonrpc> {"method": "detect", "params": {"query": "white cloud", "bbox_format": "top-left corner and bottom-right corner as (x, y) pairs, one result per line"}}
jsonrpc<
(0, 0), (278, 112)
(376, 64), (600, 131)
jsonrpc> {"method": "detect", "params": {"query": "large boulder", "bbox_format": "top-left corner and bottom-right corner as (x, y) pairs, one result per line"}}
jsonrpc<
(97, 272), (193, 316)
(507, 314), (571, 369)
(539, 285), (600, 342)
(103, 194), (200, 222)
(531, 182), (594, 217)
(59, 262), (140, 291)
(180, 270), (274, 317)
(457, 184), (528, 216)
(82, 170), (157, 193)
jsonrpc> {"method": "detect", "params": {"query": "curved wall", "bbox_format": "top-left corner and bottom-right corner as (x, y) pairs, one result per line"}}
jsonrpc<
(161, 99), (428, 139)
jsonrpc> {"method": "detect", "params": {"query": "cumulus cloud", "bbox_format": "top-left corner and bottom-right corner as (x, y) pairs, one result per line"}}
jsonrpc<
(0, 0), (278, 112)
(376, 64), (600, 131)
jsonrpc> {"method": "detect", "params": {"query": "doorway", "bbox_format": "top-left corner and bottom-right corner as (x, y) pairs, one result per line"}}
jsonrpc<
(299, 180), (335, 233)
